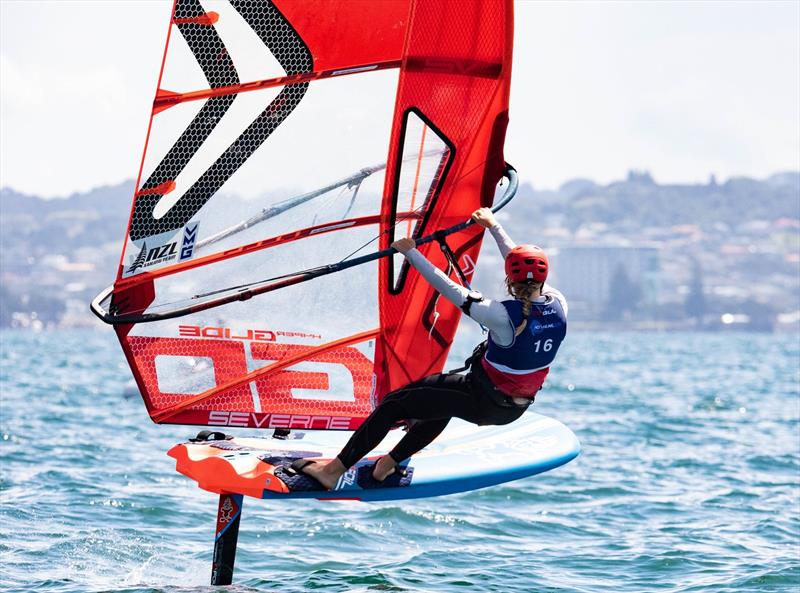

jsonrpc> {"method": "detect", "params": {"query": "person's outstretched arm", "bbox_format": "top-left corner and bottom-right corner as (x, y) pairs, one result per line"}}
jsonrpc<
(471, 207), (515, 258)
(472, 208), (568, 316)
(395, 238), (515, 346)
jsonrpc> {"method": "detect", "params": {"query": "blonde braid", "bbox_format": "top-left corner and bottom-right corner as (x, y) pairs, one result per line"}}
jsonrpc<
(505, 279), (543, 337)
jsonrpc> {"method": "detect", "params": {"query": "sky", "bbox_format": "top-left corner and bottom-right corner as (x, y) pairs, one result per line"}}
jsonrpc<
(1, 0), (798, 198)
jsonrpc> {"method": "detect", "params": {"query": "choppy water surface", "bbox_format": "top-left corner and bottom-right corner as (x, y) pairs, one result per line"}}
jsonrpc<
(1, 330), (798, 592)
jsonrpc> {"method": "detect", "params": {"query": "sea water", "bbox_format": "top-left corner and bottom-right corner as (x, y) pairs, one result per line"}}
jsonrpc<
(1, 329), (798, 593)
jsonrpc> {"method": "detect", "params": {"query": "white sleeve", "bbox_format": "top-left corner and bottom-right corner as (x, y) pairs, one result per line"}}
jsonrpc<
(542, 283), (568, 317)
(467, 299), (516, 346)
(488, 224), (516, 259)
(404, 249), (515, 346)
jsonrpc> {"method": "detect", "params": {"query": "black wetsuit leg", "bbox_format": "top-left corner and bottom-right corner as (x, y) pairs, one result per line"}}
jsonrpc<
(336, 372), (527, 468)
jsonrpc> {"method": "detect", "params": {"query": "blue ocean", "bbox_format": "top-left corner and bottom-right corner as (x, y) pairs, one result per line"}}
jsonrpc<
(1, 329), (798, 592)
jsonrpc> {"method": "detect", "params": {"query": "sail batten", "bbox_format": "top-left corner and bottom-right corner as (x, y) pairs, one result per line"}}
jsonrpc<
(154, 60), (403, 111)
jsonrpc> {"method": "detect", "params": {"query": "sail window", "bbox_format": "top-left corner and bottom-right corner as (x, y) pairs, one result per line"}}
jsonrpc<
(389, 109), (454, 293)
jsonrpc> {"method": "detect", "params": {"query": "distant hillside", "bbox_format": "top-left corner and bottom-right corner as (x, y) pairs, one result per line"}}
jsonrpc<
(0, 170), (797, 329)
(2, 172), (797, 249)
(522, 171), (800, 231)
(1, 170), (797, 270)
(1, 182), (135, 257)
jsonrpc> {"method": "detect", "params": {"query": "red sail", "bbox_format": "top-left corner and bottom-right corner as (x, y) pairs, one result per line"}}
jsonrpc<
(102, 0), (512, 430)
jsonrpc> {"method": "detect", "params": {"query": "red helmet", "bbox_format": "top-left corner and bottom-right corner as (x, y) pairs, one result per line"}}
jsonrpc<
(505, 244), (549, 283)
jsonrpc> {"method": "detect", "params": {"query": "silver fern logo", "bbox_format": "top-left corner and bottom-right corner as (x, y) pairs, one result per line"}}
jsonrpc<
(126, 241), (148, 274)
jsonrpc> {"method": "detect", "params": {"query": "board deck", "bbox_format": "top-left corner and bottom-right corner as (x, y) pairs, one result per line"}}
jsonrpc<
(169, 412), (580, 501)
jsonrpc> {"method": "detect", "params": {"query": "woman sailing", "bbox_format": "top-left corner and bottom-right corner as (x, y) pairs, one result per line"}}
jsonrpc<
(291, 207), (568, 489)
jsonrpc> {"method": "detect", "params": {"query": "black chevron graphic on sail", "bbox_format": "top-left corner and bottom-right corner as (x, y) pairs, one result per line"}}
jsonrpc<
(130, 0), (240, 241)
(129, 0), (313, 242)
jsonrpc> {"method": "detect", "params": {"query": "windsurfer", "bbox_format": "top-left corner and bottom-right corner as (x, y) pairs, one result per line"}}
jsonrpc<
(292, 207), (568, 489)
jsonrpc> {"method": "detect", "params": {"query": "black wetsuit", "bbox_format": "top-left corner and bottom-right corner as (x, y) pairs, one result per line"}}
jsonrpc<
(337, 367), (530, 468)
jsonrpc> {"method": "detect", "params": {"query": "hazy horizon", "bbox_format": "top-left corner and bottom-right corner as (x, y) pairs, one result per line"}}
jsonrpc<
(2, 167), (798, 202)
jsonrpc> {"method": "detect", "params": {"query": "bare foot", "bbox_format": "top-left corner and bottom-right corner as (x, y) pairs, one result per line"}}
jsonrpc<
(372, 455), (398, 482)
(299, 458), (346, 490)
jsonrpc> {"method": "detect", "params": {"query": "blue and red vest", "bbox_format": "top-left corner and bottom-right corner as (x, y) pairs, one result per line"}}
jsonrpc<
(481, 296), (567, 397)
